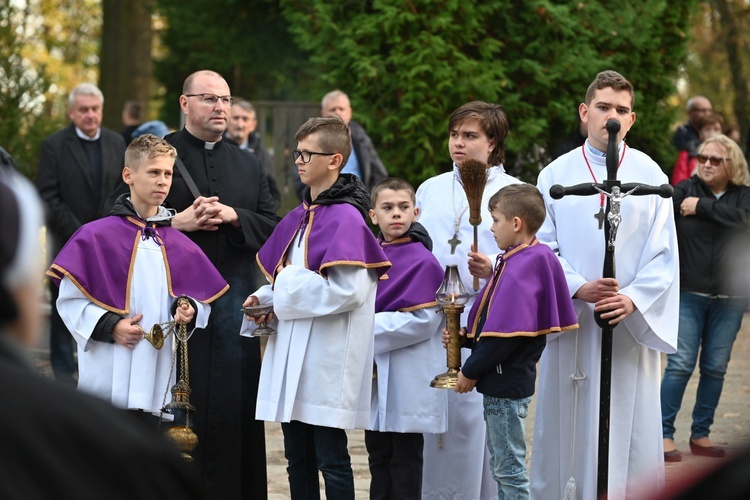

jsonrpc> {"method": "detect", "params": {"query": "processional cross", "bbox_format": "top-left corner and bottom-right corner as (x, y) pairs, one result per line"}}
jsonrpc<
(549, 119), (673, 499)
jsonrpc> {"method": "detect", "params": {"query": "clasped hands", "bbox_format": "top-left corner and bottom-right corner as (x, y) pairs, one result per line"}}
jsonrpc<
(575, 278), (635, 325)
(113, 300), (195, 349)
(173, 196), (239, 232)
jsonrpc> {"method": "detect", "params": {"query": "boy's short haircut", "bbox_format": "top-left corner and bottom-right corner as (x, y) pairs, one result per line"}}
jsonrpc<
(488, 184), (546, 234)
(370, 177), (416, 208)
(584, 70), (635, 109)
(295, 116), (352, 166)
(448, 101), (508, 167)
(125, 134), (177, 170)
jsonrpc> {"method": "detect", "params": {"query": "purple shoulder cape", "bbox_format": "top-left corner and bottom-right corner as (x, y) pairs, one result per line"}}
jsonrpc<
(467, 238), (578, 339)
(47, 216), (229, 315)
(256, 201), (391, 283)
(375, 236), (444, 313)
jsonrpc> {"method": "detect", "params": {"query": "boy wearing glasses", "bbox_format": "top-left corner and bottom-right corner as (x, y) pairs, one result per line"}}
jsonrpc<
(48, 134), (228, 425)
(241, 116), (390, 499)
(532, 70), (679, 499)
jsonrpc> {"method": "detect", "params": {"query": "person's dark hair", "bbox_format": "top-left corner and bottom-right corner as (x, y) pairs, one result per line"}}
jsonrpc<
(696, 112), (724, 131)
(488, 184), (546, 234)
(584, 70), (635, 109)
(0, 182), (20, 323)
(0, 166), (44, 326)
(370, 177), (415, 208)
(448, 101), (508, 166)
(123, 101), (145, 121)
(295, 116), (352, 165)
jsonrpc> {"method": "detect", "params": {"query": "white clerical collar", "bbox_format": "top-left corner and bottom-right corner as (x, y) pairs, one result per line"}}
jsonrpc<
(185, 125), (220, 149)
(75, 127), (101, 141)
(584, 139), (625, 158)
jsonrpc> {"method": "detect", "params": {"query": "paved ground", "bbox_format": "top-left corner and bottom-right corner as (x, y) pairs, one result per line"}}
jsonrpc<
(32, 312), (750, 499)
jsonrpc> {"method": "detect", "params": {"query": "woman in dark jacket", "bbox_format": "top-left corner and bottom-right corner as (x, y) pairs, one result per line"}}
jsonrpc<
(661, 134), (750, 462)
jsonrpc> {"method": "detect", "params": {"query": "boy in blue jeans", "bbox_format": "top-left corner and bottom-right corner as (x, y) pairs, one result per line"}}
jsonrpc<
(448, 184), (578, 499)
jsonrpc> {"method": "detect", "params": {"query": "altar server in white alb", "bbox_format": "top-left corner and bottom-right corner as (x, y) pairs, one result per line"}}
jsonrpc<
(241, 116), (390, 499)
(416, 101), (522, 500)
(366, 178), (447, 500)
(531, 70), (679, 500)
(47, 135), (229, 425)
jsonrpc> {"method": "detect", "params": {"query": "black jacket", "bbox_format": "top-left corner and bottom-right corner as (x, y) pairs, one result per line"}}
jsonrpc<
(36, 124), (126, 255)
(671, 121), (701, 156)
(674, 176), (750, 296)
(223, 132), (281, 208)
(0, 332), (206, 499)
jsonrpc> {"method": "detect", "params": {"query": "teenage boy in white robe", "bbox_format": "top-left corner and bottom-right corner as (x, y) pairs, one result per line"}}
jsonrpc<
(531, 70), (679, 500)
(48, 134), (228, 425)
(416, 101), (522, 500)
(241, 116), (390, 500)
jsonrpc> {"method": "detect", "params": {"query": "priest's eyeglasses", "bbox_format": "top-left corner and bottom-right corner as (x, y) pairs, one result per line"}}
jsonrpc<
(696, 154), (730, 167)
(184, 93), (234, 107)
(292, 149), (336, 163)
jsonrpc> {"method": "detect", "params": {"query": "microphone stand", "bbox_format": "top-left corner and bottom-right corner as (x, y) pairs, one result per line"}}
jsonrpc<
(549, 120), (673, 498)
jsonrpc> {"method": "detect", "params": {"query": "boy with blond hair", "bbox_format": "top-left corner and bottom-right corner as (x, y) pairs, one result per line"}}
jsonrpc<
(48, 134), (228, 424)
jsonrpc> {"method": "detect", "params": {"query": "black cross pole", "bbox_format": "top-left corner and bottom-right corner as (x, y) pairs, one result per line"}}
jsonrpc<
(549, 119), (673, 498)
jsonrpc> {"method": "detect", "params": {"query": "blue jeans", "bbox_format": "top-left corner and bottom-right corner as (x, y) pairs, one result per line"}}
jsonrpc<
(281, 420), (354, 500)
(484, 395), (531, 500)
(661, 292), (746, 440)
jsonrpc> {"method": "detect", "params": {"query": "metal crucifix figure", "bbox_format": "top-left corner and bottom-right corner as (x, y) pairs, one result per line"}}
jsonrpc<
(549, 119), (673, 498)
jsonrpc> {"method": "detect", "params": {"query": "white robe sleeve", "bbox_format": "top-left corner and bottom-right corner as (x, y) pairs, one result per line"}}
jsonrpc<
(239, 284), (276, 338)
(618, 187), (679, 353)
(271, 264), (376, 320)
(57, 276), (109, 352)
(183, 297), (210, 332)
(373, 307), (442, 356)
(536, 168), (589, 299)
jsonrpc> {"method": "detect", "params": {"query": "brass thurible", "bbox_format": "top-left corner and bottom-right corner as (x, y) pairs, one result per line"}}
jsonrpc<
(162, 297), (198, 460)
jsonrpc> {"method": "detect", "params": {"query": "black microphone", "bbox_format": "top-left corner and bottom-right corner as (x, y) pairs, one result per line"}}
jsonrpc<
(606, 119), (620, 135)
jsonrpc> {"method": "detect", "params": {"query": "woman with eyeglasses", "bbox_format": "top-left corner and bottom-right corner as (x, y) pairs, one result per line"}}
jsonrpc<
(661, 134), (750, 462)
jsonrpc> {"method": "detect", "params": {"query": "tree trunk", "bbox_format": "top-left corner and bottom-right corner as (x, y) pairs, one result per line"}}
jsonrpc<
(99, 0), (153, 130)
(713, 0), (749, 153)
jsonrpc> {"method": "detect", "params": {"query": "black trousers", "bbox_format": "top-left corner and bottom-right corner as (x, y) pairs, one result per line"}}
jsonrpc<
(364, 430), (424, 500)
